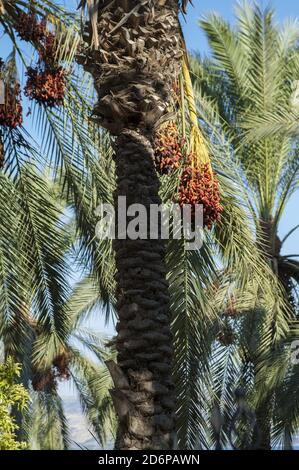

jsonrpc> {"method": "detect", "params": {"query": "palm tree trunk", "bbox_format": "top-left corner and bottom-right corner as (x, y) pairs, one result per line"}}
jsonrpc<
(254, 219), (281, 450)
(108, 129), (175, 450)
(78, 0), (183, 449)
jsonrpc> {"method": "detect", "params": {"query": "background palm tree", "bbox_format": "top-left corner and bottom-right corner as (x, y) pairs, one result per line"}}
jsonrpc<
(190, 0), (299, 448)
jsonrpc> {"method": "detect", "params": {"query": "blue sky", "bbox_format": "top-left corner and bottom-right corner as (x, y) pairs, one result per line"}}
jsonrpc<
(183, 0), (299, 54)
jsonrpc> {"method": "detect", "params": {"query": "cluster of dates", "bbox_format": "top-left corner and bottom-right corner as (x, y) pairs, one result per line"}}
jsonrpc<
(15, 10), (46, 42)
(25, 66), (66, 107)
(178, 160), (223, 230)
(32, 351), (71, 392)
(15, 11), (66, 107)
(154, 122), (183, 174)
(217, 324), (235, 347)
(154, 123), (223, 230)
(0, 82), (23, 129)
(0, 58), (23, 134)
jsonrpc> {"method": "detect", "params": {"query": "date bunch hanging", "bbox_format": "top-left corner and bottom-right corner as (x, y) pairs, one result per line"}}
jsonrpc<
(15, 8), (46, 43)
(24, 24), (67, 107)
(25, 65), (66, 107)
(178, 123), (223, 229)
(32, 349), (72, 392)
(179, 162), (223, 230)
(177, 59), (223, 230)
(217, 323), (235, 347)
(154, 121), (184, 174)
(0, 58), (23, 129)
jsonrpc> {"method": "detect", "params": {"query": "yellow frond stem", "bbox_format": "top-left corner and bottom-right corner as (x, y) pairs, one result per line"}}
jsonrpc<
(182, 58), (198, 128)
(182, 56), (213, 175)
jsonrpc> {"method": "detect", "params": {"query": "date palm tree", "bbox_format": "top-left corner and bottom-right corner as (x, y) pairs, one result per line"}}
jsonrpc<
(76, 0), (291, 450)
(77, 0), (192, 450)
(191, 1), (299, 448)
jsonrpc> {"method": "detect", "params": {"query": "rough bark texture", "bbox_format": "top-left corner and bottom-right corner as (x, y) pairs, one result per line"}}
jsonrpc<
(78, 0), (183, 449)
(255, 218), (283, 450)
(253, 219), (277, 449)
(77, 0), (182, 135)
(109, 130), (176, 449)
